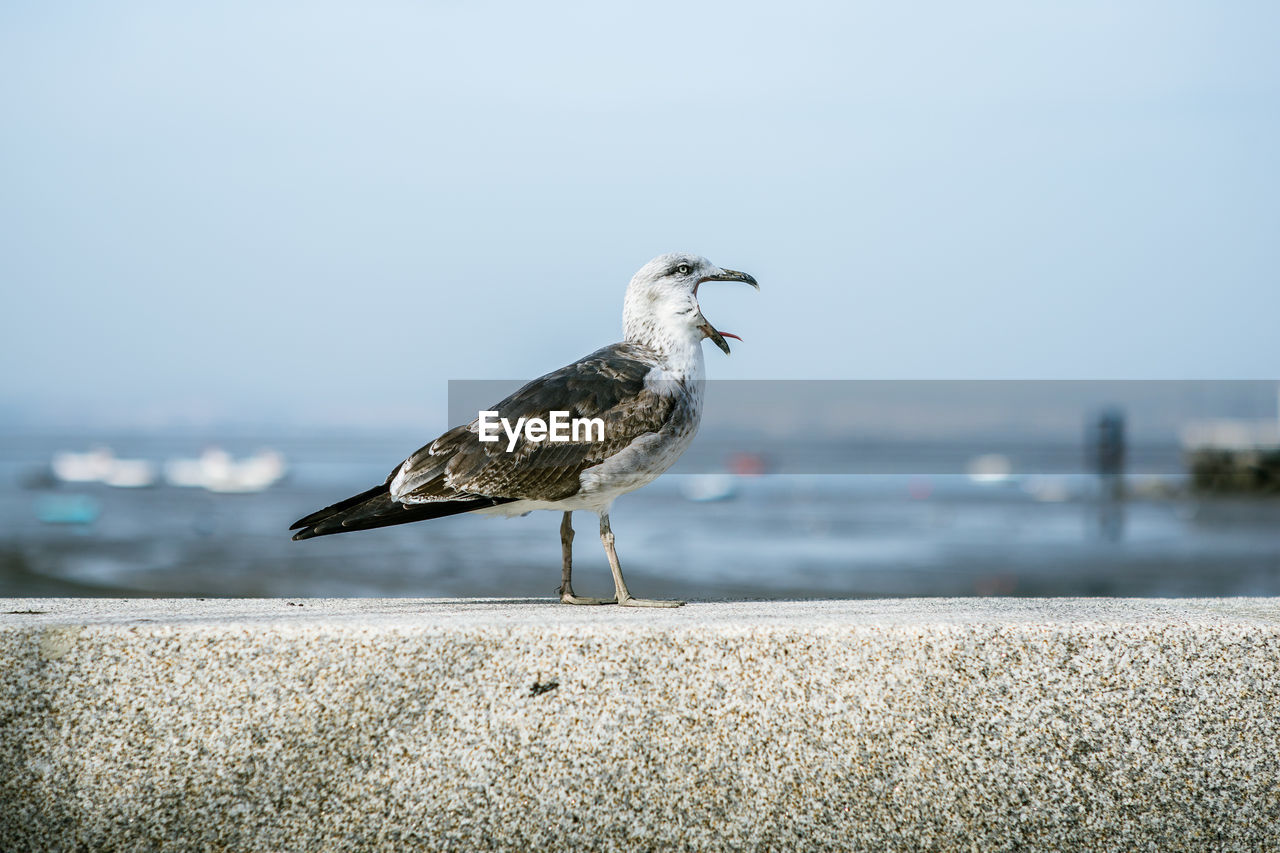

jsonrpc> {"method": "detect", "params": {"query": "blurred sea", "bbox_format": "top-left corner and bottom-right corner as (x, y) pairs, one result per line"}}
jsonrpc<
(2, 429), (1278, 600)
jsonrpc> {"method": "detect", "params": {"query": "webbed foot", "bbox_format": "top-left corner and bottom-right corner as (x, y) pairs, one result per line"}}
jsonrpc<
(559, 593), (617, 605)
(618, 596), (685, 608)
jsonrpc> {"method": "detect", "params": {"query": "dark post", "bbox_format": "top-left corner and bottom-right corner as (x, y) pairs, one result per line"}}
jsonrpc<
(1089, 408), (1126, 498)
(1087, 408), (1126, 541)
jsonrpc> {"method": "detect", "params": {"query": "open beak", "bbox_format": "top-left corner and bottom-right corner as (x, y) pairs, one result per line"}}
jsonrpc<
(695, 267), (758, 354)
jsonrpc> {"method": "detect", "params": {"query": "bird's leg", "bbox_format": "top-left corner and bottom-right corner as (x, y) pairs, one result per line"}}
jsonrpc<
(599, 512), (684, 608)
(558, 511), (615, 605)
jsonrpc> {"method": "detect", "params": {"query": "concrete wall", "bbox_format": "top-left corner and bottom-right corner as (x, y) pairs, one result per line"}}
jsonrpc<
(2, 598), (1278, 851)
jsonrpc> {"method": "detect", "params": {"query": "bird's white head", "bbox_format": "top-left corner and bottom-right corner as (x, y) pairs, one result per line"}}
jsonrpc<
(622, 252), (759, 357)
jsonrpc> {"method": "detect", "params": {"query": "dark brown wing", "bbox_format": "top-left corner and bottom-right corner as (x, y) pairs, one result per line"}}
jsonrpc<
(391, 342), (681, 504)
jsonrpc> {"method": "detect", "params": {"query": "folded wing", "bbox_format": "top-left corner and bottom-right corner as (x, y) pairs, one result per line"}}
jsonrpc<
(392, 342), (679, 504)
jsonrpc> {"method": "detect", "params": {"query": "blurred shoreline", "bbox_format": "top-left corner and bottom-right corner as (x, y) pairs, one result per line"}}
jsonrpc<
(2, 427), (1277, 599)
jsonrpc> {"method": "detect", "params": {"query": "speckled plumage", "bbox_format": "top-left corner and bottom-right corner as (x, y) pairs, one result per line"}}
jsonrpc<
(390, 341), (691, 509)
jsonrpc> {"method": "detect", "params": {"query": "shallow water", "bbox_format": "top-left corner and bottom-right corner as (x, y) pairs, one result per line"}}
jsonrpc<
(2, 432), (1278, 599)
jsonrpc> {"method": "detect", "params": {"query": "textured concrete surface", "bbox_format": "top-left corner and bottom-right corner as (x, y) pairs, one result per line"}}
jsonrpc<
(2, 598), (1279, 852)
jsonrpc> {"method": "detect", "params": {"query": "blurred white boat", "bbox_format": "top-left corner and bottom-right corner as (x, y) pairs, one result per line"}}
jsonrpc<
(102, 459), (157, 488)
(51, 448), (157, 488)
(966, 453), (1013, 485)
(680, 473), (738, 502)
(1181, 419), (1280, 451)
(164, 449), (287, 493)
(51, 448), (115, 483)
(1021, 476), (1072, 503)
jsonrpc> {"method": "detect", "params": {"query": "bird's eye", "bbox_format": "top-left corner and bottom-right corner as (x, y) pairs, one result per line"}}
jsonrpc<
(677, 264), (691, 275)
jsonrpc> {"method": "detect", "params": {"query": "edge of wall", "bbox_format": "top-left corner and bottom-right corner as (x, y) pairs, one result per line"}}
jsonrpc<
(3, 598), (1278, 852)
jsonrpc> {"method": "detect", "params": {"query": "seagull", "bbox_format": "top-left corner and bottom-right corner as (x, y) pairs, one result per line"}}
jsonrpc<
(290, 253), (758, 607)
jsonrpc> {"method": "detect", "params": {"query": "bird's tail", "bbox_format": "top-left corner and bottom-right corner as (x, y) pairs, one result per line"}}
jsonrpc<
(290, 482), (513, 540)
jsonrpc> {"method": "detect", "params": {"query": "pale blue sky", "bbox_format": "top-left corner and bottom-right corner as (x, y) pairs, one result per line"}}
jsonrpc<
(2, 1), (1277, 428)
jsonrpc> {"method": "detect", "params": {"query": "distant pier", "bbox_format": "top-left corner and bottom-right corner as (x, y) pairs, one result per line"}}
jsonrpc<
(1183, 417), (1280, 494)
